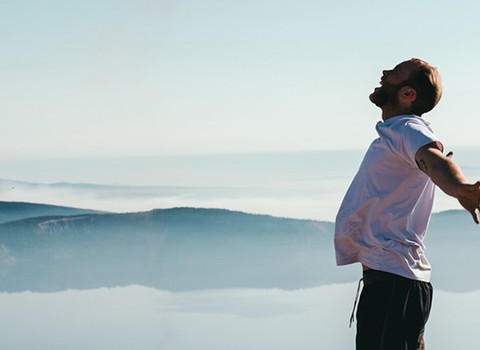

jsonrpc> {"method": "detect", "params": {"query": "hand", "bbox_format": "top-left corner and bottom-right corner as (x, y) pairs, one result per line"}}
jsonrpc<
(457, 181), (480, 224)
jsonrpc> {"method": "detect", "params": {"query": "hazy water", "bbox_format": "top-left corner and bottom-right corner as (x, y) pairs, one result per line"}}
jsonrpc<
(0, 284), (478, 350)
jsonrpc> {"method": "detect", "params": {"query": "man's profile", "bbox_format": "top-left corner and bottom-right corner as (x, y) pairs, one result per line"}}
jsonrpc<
(334, 58), (480, 350)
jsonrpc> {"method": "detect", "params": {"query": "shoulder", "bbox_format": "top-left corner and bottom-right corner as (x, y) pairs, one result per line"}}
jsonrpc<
(389, 114), (432, 130)
(384, 115), (437, 140)
(379, 115), (443, 165)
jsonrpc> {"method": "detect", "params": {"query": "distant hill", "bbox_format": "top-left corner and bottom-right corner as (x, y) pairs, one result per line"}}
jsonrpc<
(0, 206), (341, 292)
(0, 201), (104, 224)
(0, 203), (478, 293)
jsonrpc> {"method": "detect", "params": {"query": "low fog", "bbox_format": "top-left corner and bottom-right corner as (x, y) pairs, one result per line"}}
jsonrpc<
(1, 198), (479, 349)
(1, 285), (479, 350)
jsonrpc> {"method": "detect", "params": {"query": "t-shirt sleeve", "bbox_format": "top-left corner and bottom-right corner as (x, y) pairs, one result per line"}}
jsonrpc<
(398, 121), (443, 167)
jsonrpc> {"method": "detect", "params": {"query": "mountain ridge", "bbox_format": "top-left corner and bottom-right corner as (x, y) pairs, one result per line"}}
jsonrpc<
(0, 200), (105, 224)
(0, 201), (478, 293)
(0, 203), (336, 292)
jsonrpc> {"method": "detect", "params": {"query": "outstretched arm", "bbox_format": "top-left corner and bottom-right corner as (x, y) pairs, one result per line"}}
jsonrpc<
(416, 143), (480, 224)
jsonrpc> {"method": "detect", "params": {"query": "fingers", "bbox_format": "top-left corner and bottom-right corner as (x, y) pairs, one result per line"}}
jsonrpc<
(471, 181), (480, 224)
(458, 181), (480, 224)
(471, 208), (480, 224)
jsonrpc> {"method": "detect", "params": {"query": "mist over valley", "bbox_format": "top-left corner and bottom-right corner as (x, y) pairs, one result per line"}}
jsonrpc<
(0, 201), (477, 293)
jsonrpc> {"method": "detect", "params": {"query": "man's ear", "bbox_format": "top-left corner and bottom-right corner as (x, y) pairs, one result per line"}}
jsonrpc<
(398, 86), (417, 106)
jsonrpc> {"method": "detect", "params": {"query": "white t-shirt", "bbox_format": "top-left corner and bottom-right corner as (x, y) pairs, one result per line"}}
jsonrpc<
(334, 114), (443, 282)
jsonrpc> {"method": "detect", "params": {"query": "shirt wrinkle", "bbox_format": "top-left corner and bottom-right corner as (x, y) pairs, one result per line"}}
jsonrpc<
(334, 114), (442, 282)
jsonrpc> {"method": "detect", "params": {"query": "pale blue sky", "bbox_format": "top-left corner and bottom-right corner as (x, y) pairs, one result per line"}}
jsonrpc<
(2, 0), (480, 159)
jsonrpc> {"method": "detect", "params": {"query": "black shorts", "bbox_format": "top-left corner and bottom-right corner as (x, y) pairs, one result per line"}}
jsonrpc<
(356, 269), (433, 350)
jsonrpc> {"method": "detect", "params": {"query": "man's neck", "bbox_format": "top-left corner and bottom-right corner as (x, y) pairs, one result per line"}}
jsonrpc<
(381, 106), (415, 121)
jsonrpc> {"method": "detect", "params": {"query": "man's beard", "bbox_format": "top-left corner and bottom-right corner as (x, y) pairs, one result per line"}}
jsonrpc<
(369, 82), (402, 108)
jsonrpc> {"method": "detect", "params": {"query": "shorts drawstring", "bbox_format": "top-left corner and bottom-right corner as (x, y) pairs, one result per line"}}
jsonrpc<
(350, 277), (364, 328)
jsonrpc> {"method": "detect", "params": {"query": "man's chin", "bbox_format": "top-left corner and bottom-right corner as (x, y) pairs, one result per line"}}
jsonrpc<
(369, 88), (386, 107)
(369, 90), (380, 105)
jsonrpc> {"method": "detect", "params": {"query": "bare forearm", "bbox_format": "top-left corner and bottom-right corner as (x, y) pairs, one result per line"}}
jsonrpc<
(416, 146), (480, 223)
(418, 155), (466, 198)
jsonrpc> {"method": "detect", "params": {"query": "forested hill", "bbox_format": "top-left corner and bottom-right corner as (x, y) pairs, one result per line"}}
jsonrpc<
(0, 205), (336, 292)
(0, 202), (478, 292)
(0, 201), (103, 224)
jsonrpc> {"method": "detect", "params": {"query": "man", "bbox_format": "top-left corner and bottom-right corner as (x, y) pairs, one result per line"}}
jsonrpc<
(334, 58), (480, 350)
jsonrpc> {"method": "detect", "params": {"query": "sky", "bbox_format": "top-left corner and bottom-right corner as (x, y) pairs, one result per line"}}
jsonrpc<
(2, 0), (480, 160)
